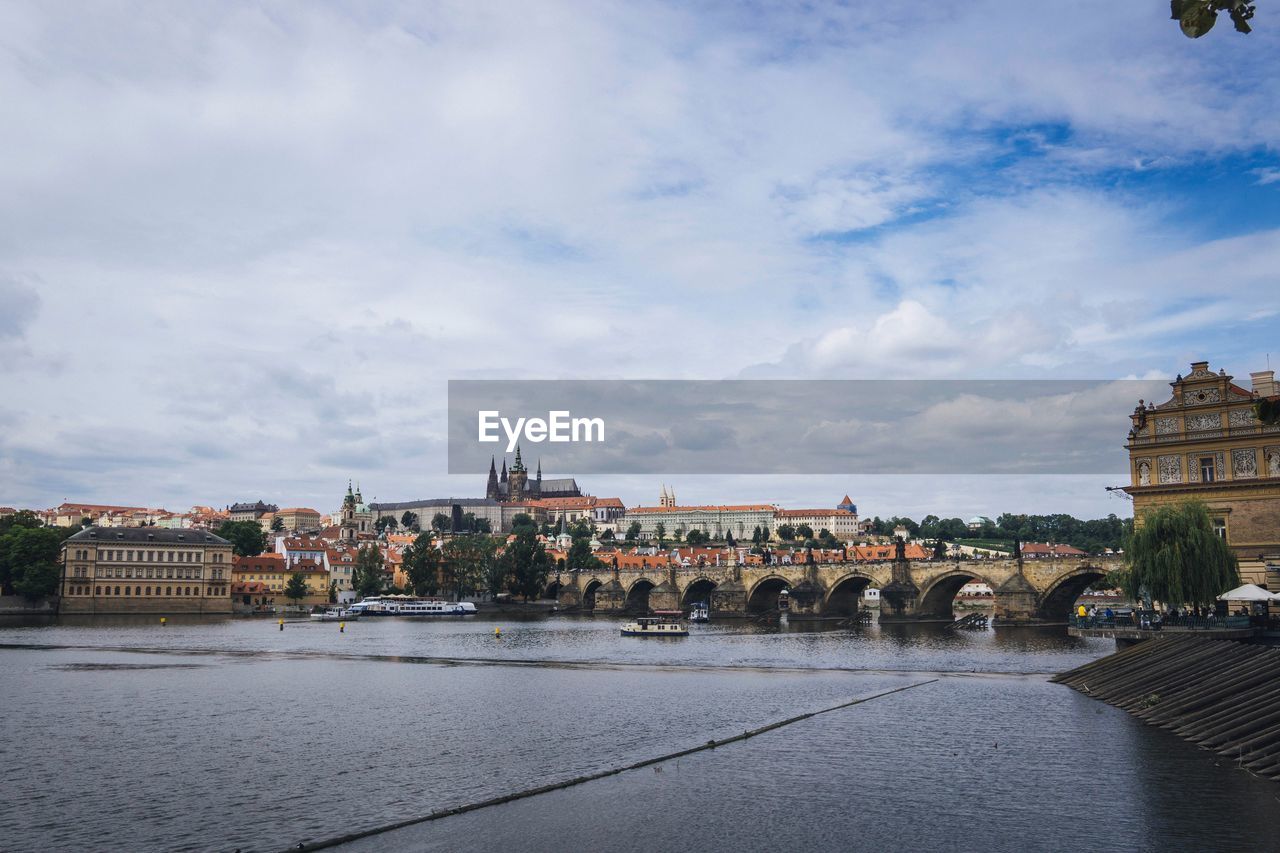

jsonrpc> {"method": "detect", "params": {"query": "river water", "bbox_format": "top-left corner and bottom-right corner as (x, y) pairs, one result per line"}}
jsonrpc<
(1, 615), (1277, 852)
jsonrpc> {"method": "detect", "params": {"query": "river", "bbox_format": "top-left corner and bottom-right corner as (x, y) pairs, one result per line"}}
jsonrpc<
(1, 615), (1276, 852)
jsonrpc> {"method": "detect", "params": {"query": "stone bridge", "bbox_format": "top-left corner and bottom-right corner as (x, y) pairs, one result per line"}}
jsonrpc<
(548, 554), (1124, 625)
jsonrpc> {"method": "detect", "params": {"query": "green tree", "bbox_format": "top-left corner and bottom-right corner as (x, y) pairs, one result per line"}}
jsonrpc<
(510, 513), (538, 536)
(270, 515), (285, 533)
(1123, 501), (1238, 608)
(725, 531), (736, 547)
(351, 545), (386, 598)
(565, 536), (603, 573)
(795, 524), (814, 540)
(442, 535), (500, 598)
(502, 529), (550, 601)
(654, 522), (666, 548)
(431, 513), (451, 533)
(401, 511), (420, 532)
(932, 538), (947, 559)
(0, 525), (75, 598)
(215, 520), (268, 557)
(685, 529), (709, 546)
(751, 526), (763, 545)
(375, 516), (397, 534)
(328, 579), (338, 604)
(624, 521), (641, 541)
(403, 532), (441, 596)
(284, 571), (308, 602)
(0, 510), (44, 536)
(776, 523), (795, 541)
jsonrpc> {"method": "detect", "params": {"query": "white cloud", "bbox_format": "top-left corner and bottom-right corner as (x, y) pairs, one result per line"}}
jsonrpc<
(1, 0), (1277, 516)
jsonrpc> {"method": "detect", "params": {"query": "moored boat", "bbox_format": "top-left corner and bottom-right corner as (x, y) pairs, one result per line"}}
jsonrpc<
(620, 616), (689, 637)
(689, 602), (710, 622)
(310, 607), (359, 622)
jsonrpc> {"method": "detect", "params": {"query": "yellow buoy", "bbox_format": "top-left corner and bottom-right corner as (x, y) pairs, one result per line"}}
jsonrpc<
(494, 626), (502, 638)
(160, 617), (166, 626)
(279, 618), (284, 631)
(340, 622), (345, 633)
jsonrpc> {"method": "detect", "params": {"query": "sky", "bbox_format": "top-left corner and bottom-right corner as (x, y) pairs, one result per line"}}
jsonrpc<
(2, 1), (1278, 522)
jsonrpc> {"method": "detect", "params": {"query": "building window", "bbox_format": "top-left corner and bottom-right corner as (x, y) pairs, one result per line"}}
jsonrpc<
(95, 586), (101, 595)
(1200, 457), (1216, 482)
(1213, 519), (1227, 540)
(166, 586), (172, 595)
(145, 586), (151, 596)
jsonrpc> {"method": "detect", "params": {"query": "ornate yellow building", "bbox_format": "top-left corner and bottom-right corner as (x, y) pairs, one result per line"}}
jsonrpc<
(1125, 361), (1280, 587)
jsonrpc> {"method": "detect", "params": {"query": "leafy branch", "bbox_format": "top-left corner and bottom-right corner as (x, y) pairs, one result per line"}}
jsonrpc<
(1172, 1), (1257, 37)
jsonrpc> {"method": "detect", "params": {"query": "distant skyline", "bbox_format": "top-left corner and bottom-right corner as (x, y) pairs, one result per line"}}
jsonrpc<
(2, 2), (1278, 518)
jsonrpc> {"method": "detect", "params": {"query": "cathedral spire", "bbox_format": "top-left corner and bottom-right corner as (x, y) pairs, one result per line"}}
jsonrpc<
(537, 458), (542, 481)
(500, 458), (507, 482)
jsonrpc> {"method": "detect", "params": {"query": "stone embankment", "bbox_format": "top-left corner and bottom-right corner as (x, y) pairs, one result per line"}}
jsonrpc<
(1053, 637), (1280, 781)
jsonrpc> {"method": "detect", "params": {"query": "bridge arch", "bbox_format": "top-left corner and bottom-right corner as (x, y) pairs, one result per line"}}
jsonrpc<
(543, 579), (564, 601)
(917, 569), (995, 620)
(624, 577), (657, 614)
(823, 572), (876, 617)
(1037, 565), (1108, 621)
(681, 577), (717, 608)
(581, 578), (602, 611)
(746, 575), (791, 614)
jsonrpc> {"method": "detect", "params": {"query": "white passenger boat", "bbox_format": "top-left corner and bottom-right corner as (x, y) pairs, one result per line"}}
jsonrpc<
(309, 607), (359, 622)
(396, 599), (478, 617)
(620, 616), (689, 637)
(689, 602), (710, 622)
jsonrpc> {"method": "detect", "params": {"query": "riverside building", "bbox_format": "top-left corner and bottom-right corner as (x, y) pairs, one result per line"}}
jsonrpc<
(1125, 360), (1280, 587)
(60, 527), (235, 614)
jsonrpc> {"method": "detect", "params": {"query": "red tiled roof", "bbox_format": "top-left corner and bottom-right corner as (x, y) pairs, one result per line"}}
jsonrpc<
(629, 504), (775, 513)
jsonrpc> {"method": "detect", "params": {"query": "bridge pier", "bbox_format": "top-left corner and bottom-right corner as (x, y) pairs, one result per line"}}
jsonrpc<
(710, 580), (747, 616)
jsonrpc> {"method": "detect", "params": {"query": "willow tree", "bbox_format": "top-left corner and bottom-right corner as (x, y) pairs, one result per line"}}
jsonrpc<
(1124, 501), (1238, 607)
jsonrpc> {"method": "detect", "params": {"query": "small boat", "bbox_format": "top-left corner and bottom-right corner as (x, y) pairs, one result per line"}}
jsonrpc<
(689, 602), (710, 623)
(621, 616), (689, 637)
(310, 607), (359, 622)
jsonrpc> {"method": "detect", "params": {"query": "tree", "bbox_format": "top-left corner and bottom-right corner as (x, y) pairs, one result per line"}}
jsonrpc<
(1171, 1), (1256, 38)
(271, 515), (285, 533)
(510, 513), (538, 536)
(401, 511), (420, 532)
(284, 571), (308, 602)
(442, 535), (499, 598)
(351, 545), (386, 598)
(0, 518), (72, 598)
(565, 536), (603, 573)
(328, 579), (338, 604)
(402, 532), (441, 596)
(375, 515), (397, 534)
(1123, 501), (1238, 608)
(776, 523), (795, 541)
(932, 538), (947, 560)
(795, 524), (814, 540)
(751, 526), (763, 545)
(502, 529), (551, 601)
(624, 521), (641, 541)
(685, 529), (709, 546)
(215, 520), (268, 557)
(431, 513), (451, 533)
(654, 522), (666, 548)
(599, 529), (614, 541)
(725, 531), (736, 547)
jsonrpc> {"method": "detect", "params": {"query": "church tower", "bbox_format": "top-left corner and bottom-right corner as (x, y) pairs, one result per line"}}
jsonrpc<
(508, 445), (528, 501)
(340, 480), (357, 543)
(486, 456), (499, 500)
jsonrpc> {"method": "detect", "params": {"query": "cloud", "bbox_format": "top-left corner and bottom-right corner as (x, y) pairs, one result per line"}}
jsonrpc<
(1, 1), (1277, 515)
(0, 275), (39, 340)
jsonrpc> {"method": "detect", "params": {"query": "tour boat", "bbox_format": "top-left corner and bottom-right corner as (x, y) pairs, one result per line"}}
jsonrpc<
(309, 607), (359, 622)
(395, 599), (478, 617)
(620, 616), (689, 637)
(689, 602), (710, 623)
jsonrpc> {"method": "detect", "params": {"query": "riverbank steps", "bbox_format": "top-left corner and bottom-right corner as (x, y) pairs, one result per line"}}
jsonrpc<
(1052, 637), (1280, 781)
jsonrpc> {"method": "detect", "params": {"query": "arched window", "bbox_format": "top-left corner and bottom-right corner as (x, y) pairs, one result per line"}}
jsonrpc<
(123, 586), (130, 596)
(185, 586), (192, 596)
(135, 586), (141, 596)
(166, 586), (172, 595)
(145, 587), (151, 596)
